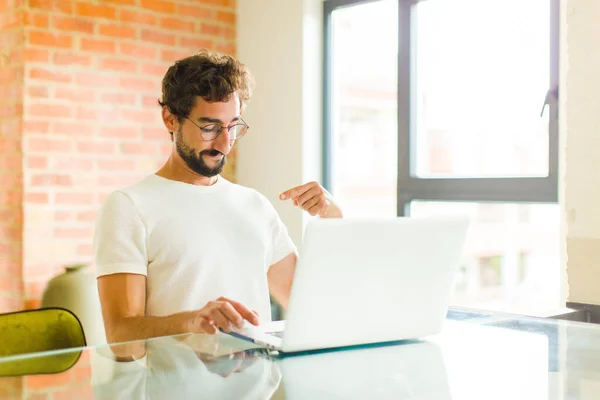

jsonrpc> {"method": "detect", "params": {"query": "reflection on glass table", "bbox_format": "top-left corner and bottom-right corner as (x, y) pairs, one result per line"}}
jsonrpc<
(1, 310), (600, 399)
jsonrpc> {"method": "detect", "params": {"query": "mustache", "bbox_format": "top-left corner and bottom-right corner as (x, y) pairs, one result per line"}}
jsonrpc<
(200, 149), (223, 157)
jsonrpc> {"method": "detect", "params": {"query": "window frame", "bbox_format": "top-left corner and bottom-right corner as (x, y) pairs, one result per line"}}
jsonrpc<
(322, 0), (560, 215)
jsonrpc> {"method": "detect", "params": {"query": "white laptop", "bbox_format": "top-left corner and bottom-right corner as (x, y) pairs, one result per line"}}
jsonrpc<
(225, 216), (469, 354)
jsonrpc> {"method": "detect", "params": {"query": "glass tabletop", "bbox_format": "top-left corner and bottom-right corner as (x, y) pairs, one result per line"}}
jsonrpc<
(0, 309), (599, 399)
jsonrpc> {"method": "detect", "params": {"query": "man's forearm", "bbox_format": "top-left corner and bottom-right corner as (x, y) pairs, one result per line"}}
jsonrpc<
(105, 311), (195, 360)
(107, 310), (194, 344)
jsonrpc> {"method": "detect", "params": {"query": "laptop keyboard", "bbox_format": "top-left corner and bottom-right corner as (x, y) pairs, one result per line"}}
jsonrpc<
(267, 331), (285, 339)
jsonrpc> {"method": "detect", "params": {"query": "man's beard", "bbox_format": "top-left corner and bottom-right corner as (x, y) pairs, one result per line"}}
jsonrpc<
(176, 127), (226, 178)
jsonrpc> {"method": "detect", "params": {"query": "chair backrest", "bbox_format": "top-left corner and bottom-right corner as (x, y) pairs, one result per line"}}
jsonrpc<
(0, 307), (86, 376)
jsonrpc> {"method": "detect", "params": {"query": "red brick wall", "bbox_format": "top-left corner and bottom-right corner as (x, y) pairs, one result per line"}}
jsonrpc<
(0, 0), (25, 313)
(16, 0), (237, 310)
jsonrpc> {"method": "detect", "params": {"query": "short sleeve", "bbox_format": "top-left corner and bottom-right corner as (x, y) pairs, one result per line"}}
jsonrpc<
(94, 191), (148, 278)
(263, 198), (297, 267)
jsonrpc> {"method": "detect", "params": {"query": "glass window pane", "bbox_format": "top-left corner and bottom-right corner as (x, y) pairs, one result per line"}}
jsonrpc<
(413, 0), (551, 178)
(329, 0), (398, 217)
(410, 201), (561, 315)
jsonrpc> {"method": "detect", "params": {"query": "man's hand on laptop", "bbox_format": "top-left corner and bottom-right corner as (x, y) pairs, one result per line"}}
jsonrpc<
(188, 297), (260, 335)
(279, 181), (343, 218)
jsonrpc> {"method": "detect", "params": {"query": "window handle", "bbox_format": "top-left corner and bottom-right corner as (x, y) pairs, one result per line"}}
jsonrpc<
(540, 86), (558, 117)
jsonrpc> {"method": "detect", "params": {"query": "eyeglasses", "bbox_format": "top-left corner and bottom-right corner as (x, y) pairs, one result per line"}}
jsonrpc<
(185, 117), (249, 141)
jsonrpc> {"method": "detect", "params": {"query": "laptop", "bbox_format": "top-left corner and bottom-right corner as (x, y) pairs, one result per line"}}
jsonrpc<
(225, 216), (469, 354)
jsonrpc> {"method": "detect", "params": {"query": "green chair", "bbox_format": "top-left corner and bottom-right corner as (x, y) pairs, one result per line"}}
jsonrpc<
(0, 307), (87, 376)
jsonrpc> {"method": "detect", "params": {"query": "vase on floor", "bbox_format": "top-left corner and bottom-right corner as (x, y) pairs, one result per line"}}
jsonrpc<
(41, 264), (106, 346)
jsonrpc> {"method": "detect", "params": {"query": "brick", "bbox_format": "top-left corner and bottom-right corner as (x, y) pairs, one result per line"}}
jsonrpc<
(119, 77), (156, 91)
(53, 52), (93, 66)
(52, 16), (95, 34)
(24, 299), (42, 310)
(76, 211), (96, 222)
(28, 30), (72, 48)
(0, 104), (22, 119)
(26, 281), (48, 299)
(142, 95), (159, 107)
(23, 121), (50, 134)
(0, 277), (21, 293)
(51, 121), (92, 135)
(0, 297), (23, 313)
(80, 37), (116, 53)
(0, 191), (22, 207)
(27, 85), (49, 98)
(77, 243), (93, 257)
(215, 42), (235, 55)
(178, 4), (214, 19)
(120, 108), (156, 124)
(100, 92), (136, 106)
(141, 0), (175, 14)
(75, 73), (119, 87)
(76, 141), (116, 154)
(99, 57), (136, 72)
(216, 11), (236, 25)
(141, 29), (175, 46)
(202, 0), (229, 5)
(119, 42), (156, 59)
(120, 142), (156, 155)
(54, 227), (92, 238)
(29, 68), (72, 83)
(55, 87), (95, 103)
(0, 156), (21, 170)
(76, 106), (113, 121)
(119, 9), (156, 26)
(0, 120), (22, 135)
(28, 104), (72, 119)
(100, 126), (138, 139)
(1, 12), (18, 31)
(24, 48), (50, 63)
(98, 175), (139, 187)
(160, 17), (195, 32)
(179, 36), (213, 50)
(97, 159), (136, 170)
(55, 211), (73, 221)
(99, 24), (137, 39)
(0, 68), (18, 83)
(53, 385), (95, 400)
(27, 137), (72, 152)
(31, 174), (72, 186)
(105, 0), (135, 4)
(0, 138), (20, 152)
(75, 2), (116, 19)
(22, 11), (49, 28)
(161, 49), (191, 62)
(55, 192), (94, 205)
(29, 0), (73, 14)
(27, 156), (48, 169)
(51, 157), (94, 170)
(201, 23), (235, 40)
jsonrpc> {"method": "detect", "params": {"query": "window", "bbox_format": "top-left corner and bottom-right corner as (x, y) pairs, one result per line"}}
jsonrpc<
(323, 0), (560, 315)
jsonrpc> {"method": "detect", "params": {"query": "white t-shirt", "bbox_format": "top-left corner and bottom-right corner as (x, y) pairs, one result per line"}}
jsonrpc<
(93, 174), (297, 321)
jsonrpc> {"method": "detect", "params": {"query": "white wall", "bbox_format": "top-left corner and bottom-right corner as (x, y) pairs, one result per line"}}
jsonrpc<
(562, 0), (600, 305)
(237, 0), (322, 246)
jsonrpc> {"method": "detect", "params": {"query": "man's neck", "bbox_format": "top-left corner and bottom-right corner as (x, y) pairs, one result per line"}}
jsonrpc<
(156, 156), (218, 186)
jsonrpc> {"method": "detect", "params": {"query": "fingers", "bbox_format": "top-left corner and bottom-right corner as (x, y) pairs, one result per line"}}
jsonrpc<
(211, 308), (235, 332)
(279, 181), (317, 201)
(307, 203), (325, 216)
(297, 187), (322, 207)
(218, 297), (260, 326)
(199, 318), (217, 335)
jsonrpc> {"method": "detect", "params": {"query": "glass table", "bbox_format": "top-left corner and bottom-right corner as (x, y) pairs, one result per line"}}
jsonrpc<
(0, 307), (598, 399)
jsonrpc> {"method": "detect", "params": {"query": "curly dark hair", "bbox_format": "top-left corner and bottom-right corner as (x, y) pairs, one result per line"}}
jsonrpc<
(158, 49), (254, 140)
